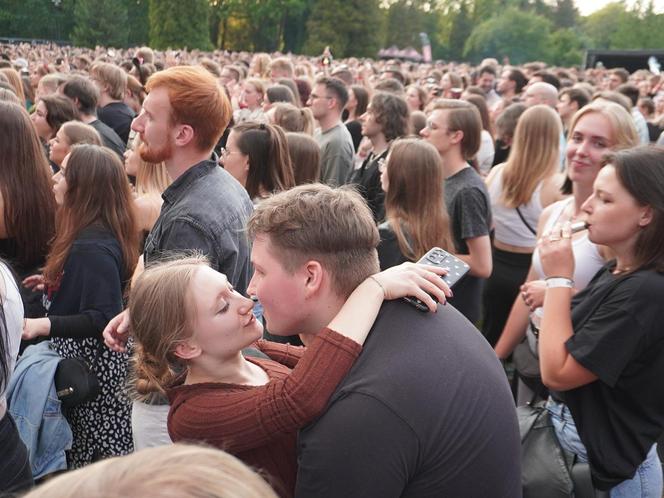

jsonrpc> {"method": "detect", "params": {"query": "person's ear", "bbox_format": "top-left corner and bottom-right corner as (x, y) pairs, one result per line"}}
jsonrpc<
(327, 97), (337, 111)
(449, 129), (464, 145)
(638, 205), (653, 228)
(174, 124), (195, 147)
(303, 260), (324, 297)
(173, 339), (201, 361)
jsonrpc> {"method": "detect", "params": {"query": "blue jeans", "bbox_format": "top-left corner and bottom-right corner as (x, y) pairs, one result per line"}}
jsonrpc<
(546, 398), (663, 498)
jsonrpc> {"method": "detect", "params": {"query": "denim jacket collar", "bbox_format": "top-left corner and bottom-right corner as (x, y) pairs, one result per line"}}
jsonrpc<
(162, 159), (217, 205)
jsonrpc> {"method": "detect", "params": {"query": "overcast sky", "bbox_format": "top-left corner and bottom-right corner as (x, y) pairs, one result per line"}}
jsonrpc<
(576, 0), (664, 15)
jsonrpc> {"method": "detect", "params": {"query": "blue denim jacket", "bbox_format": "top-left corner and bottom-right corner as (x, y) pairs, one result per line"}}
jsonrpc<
(143, 160), (254, 295)
(6, 341), (72, 478)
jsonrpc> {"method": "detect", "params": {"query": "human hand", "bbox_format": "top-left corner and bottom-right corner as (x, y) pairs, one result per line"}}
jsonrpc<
(22, 274), (45, 292)
(539, 222), (575, 280)
(22, 318), (51, 340)
(103, 309), (131, 353)
(371, 262), (451, 312)
(520, 280), (546, 311)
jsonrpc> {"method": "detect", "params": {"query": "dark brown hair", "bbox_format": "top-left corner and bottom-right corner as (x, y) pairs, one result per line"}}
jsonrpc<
(233, 122), (295, 199)
(40, 94), (78, 135)
(43, 145), (138, 284)
(349, 85), (369, 117)
(605, 146), (664, 273)
(266, 85), (295, 106)
(385, 139), (452, 260)
(463, 94), (493, 139)
(315, 77), (349, 109)
(285, 132), (320, 185)
(370, 92), (409, 141)
(0, 102), (55, 268)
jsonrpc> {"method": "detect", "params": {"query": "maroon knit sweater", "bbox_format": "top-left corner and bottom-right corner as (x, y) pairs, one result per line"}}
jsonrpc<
(166, 328), (361, 497)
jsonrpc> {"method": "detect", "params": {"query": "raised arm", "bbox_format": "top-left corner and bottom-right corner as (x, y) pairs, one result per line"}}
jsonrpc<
(168, 263), (450, 452)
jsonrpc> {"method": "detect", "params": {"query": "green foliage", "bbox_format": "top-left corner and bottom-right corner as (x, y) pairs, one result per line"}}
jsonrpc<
(148, 0), (213, 50)
(283, 0), (314, 53)
(304, 0), (384, 58)
(552, 0), (578, 29)
(581, 1), (664, 50)
(2, 0), (664, 64)
(126, 0), (150, 46)
(384, 0), (440, 53)
(463, 7), (553, 64)
(213, 0), (309, 52)
(0, 0), (76, 42)
(549, 28), (586, 66)
(582, 2), (632, 49)
(72, 0), (130, 48)
(448, 1), (473, 61)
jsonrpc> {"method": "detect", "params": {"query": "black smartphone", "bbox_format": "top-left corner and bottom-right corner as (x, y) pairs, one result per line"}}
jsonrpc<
(404, 247), (470, 312)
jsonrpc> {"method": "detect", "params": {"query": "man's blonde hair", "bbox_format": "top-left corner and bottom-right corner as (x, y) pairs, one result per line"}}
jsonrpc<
(268, 57), (294, 78)
(247, 184), (380, 298)
(90, 62), (127, 100)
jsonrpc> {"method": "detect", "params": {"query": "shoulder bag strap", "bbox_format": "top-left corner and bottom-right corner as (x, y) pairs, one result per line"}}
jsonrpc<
(516, 206), (537, 235)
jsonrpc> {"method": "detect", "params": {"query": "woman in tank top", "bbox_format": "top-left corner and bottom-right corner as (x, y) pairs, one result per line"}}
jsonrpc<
(482, 105), (563, 347)
(494, 102), (639, 403)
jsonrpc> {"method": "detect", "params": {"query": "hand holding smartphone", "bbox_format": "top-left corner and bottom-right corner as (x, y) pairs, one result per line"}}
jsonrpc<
(404, 247), (470, 312)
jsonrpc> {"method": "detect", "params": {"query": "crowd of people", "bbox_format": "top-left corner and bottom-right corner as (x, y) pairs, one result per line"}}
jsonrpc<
(0, 41), (663, 498)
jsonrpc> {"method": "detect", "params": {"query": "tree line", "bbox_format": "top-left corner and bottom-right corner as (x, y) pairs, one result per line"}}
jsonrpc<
(1, 0), (663, 65)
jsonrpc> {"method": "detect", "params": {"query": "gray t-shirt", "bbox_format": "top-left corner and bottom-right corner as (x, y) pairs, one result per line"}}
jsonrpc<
(444, 166), (492, 323)
(295, 300), (521, 498)
(445, 166), (492, 254)
(315, 123), (354, 186)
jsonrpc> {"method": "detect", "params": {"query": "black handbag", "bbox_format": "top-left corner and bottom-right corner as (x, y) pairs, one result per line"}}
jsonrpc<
(513, 338), (547, 398)
(518, 402), (610, 498)
(54, 343), (102, 409)
(518, 402), (574, 498)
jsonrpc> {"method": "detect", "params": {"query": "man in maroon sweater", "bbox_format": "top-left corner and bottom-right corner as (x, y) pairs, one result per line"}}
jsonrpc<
(246, 184), (522, 498)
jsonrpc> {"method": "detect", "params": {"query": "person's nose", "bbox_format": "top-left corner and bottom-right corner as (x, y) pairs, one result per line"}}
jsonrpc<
(581, 194), (594, 214)
(576, 138), (591, 157)
(247, 272), (257, 297)
(237, 295), (255, 316)
(131, 113), (144, 132)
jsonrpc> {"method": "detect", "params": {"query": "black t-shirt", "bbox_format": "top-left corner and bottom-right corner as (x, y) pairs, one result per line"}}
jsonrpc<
(97, 102), (136, 145)
(377, 221), (409, 270)
(559, 264), (664, 490)
(295, 300), (521, 498)
(89, 119), (126, 159)
(345, 120), (363, 152)
(346, 149), (387, 223)
(444, 166), (492, 323)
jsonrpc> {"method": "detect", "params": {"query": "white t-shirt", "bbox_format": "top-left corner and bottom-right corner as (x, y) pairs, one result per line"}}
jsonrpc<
(477, 130), (495, 176)
(0, 262), (24, 408)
